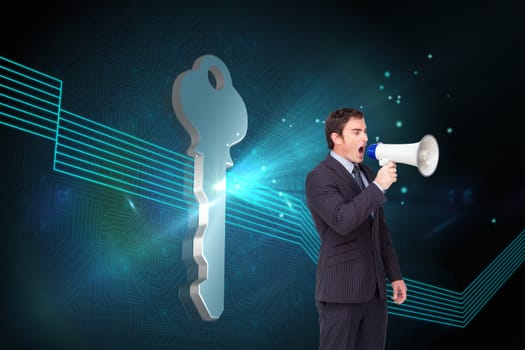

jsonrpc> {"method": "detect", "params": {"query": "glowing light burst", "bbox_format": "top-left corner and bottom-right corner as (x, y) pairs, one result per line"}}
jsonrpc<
(213, 178), (226, 192)
(127, 197), (136, 210)
(227, 172), (297, 214)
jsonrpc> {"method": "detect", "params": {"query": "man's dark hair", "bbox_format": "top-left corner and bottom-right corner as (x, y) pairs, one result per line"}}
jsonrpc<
(324, 108), (364, 149)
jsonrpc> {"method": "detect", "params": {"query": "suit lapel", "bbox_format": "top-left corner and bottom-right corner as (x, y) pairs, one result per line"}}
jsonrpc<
(360, 164), (374, 185)
(324, 154), (362, 194)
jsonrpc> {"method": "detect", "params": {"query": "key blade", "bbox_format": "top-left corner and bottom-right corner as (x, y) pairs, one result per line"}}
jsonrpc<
(172, 54), (248, 321)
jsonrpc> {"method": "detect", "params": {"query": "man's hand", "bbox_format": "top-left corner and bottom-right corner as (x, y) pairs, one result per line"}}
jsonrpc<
(391, 279), (407, 305)
(374, 161), (397, 190)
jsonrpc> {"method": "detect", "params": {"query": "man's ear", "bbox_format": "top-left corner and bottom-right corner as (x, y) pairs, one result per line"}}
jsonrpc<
(331, 132), (342, 145)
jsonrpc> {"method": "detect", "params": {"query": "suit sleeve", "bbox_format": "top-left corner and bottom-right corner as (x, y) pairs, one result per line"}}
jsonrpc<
(305, 167), (387, 236)
(378, 210), (403, 282)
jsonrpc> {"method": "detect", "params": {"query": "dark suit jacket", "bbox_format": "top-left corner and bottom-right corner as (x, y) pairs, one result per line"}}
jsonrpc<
(305, 154), (403, 304)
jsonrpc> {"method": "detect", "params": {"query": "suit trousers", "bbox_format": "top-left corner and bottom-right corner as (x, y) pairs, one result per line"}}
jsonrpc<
(316, 288), (388, 350)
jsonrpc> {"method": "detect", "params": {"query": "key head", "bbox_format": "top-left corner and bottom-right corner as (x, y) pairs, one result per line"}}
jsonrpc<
(172, 54), (248, 167)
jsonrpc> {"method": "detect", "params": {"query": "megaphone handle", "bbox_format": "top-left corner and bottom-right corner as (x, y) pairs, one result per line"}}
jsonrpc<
(379, 158), (390, 167)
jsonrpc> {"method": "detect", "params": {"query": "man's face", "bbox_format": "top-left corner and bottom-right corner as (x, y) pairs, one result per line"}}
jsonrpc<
(332, 117), (368, 163)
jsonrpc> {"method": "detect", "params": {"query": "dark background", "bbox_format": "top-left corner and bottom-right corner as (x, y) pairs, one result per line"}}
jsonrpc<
(1, 0), (524, 349)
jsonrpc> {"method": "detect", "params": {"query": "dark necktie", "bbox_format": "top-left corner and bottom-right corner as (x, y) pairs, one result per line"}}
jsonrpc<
(352, 164), (365, 191)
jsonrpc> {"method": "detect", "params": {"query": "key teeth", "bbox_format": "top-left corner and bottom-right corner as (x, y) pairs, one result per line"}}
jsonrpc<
(190, 283), (222, 321)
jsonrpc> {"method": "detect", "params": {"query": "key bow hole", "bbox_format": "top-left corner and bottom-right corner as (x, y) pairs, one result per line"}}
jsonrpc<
(207, 66), (225, 90)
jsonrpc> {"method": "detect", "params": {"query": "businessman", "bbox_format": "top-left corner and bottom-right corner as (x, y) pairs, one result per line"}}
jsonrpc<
(305, 108), (407, 349)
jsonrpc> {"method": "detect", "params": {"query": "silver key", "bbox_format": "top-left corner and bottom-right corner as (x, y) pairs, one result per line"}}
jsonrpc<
(172, 55), (248, 320)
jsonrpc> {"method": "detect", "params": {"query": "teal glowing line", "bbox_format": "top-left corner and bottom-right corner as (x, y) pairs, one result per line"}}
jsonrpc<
(55, 135), (191, 190)
(463, 233), (524, 299)
(464, 252), (522, 325)
(387, 310), (463, 328)
(0, 74), (60, 99)
(394, 297), (463, 319)
(386, 287), (463, 319)
(387, 305), (463, 325)
(54, 166), (192, 212)
(462, 235), (522, 313)
(228, 200), (304, 233)
(226, 220), (301, 246)
(297, 219), (320, 248)
(0, 101), (57, 128)
(56, 150), (190, 198)
(404, 282), (462, 302)
(0, 92), (58, 121)
(61, 110), (192, 163)
(387, 300), (463, 322)
(229, 197), (315, 259)
(226, 179), (298, 207)
(295, 205), (321, 249)
(227, 208), (303, 241)
(228, 195), (300, 228)
(0, 56), (62, 86)
(226, 214), (299, 244)
(397, 290), (463, 310)
(228, 189), (300, 214)
(386, 231), (524, 326)
(0, 83), (59, 109)
(392, 293), (463, 316)
(56, 133), (191, 190)
(293, 213), (320, 259)
(228, 200), (316, 258)
(227, 177), (310, 215)
(303, 247), (318, 264)
(462, 240), (523, 321)
(54, 159), (191, 208)
(227, 198), (305, 234)
(56, 142), (193, 192)
(233, 194), (321, 259)
(0, 120), (55, 140)
(0, 111), (57, 134)
(228, 184), (316, 240)
(57, 126), (192, 180)
(295, 241), (318, 264)
(405, 277), (462, 297)
(59, 118), (193, 176)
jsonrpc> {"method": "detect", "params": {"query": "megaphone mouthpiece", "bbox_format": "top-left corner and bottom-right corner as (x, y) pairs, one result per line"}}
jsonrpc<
(366, 134), (439, 177)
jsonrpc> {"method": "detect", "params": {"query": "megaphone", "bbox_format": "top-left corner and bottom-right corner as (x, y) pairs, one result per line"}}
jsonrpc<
(366, 134), (439, 177)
